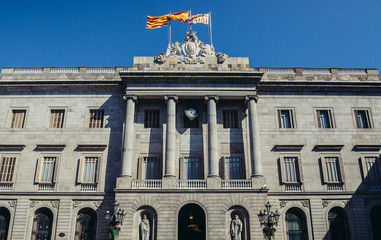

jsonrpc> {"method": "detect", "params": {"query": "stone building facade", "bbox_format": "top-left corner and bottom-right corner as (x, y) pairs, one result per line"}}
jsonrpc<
(0, 48), (381, 239)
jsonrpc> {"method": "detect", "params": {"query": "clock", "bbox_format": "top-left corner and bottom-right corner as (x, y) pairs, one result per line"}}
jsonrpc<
(184, 108), (198, 121)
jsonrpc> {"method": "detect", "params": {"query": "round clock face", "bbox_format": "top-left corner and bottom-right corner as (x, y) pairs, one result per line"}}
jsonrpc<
(185, 108), (198, 120)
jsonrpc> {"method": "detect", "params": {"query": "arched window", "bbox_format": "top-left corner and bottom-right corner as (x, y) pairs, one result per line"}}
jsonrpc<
(31, 208), (53, 240)
(0, 208), (10, 240)
(285, 208), (308, 240)
(370, 206), (381, 240)
(75, 208), (97, 240)
(328, 207), (349, 240)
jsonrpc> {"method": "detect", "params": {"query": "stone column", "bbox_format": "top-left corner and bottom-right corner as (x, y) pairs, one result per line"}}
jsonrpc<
(246, 96), (263, 177)
(164, 96), (178, 178)
(120, 95), (137, 178)
(205, 96), (219, 178)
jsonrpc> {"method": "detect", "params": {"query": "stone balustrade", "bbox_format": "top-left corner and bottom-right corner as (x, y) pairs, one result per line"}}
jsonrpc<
(132, 180), (162, 189)
(80, 183), (98, 192)
(221, 180), (252, 189)
(177, 180), (207, 189)
(0, 183), (13, 191)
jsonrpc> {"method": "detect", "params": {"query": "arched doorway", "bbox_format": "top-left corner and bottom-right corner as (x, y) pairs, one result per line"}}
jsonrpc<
(0, 208), (10, 240)
(75, 208), (97, 240)
(285, 207), (308, 240)
(178, 203), (206, 240)
(370, 206), (381, 240)
(31, 208), (53, 240)
(328, 207), (349, 240)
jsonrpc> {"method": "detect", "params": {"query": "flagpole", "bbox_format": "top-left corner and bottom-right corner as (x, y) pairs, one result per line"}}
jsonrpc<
(189, 8), (192, 31)
(169, 11), (171, 44)
(209, 11), (213, 46)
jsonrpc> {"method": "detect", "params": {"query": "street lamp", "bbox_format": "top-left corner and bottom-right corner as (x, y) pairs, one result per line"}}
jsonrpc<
(104, 201), (126, 240)
(258, 201), (280, 240)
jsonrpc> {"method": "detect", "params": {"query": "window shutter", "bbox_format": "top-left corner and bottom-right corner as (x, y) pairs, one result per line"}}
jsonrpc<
(360, 156), (368, 182)
(279, 157), (286, 184)
(297, 157), (304, 183)
(35, 157), (43, 184)
(77, 157), (84, 183)
(289, 110), (295, 128)
(137, 157), (143, 180)
(220, 157), (226, 180)
(328, 110), (333, 128)
(52, 157), (59, 183)
(179, 157), (184, 180)
(338, 156), (345, 183)
(321, 157), (328, 184)
(157, 158), (162, 179)
(277, 110), (281, 128)
(9, 157), (17, 183)
(316, 110), (321, 128)
(95, 157), (100, 183)
(198, 158), (203, 179)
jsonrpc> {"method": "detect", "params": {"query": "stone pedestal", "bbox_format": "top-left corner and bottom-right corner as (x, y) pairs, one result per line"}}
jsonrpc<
(116, 177), (132, 189)
(207, 176), (221, 189)
(162, 176), (177, 189)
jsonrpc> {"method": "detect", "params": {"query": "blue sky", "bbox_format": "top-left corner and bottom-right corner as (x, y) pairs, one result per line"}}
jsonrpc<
(1, 0), (380, 70)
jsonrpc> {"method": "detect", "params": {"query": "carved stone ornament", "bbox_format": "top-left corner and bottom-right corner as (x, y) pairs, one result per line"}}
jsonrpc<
(94, 200), (102, 208)
(279, 201), (287, 209)
(51, 201), (59, 208)
(301, 200), (309, 208)
(322, 200), (330, 208)
(73, 201), (81, 209)
(8, 201), (16, 208)
(166, 42), (182, 57)
(216, 52), (228, 64)
(154, 52), (166, 64)
(181, 31), (201, 58)
(29, 201), (39, 208)
(184, 108), (198, 121)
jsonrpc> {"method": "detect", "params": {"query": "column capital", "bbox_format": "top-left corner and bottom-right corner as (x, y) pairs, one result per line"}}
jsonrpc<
(123, 94), (137, 101)
(164, 95), (178, 103)
(205, 96), (219, 102)
(245, 95), (259, 103)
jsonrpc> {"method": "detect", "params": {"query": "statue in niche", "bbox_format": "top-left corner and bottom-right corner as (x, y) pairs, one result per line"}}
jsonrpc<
(139, 214), (150, 240)
(230, 215), (243, 240)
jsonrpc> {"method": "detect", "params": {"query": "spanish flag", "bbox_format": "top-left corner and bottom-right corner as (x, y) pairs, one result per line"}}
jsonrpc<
(146, 14), (169, 29)
(168, 11), (189, 22)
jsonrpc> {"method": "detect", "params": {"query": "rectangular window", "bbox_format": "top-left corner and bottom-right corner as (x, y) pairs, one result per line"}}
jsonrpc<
(278, 109), (295, 128)
(89, 109), (104, 128)
(184, 157), (202, 179)
(280, 156), (303, 183)
(225, 157), (244, 179)
(82, 157), (99, 183)
(316, 109), (334, 128)
(39, 157), (56, 183)
(321, 156), (345, 183)
(10, 110), (26, 128)
(223, 110), (239, 128)
(361, 156), (381, 182)
(49, 110), (65, 128)
(0, 156), (17, 183)
(138, 157), (161, 180)
(354, 110), (372, 129)
(144, 110), (160, 128)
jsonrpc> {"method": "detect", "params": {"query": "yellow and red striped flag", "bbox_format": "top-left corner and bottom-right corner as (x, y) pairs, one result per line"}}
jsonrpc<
(188, 14), (209, 24)
(168, 11), (189, 22)
(146, 14), (169, 29)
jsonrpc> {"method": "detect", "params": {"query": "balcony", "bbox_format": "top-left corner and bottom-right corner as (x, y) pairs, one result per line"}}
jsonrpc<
(132, 180), (162, 189)
(177, 180), (207, 189)
(222, 180), (252, 189)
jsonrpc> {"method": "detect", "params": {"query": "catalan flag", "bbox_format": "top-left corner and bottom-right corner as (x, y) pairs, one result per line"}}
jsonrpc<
(146, 14), (169, 29)
(168, 11), (189, 22)
(188, 14), (209, 24)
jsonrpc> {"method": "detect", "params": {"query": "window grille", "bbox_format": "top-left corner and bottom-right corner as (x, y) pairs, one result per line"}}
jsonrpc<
(354, 110), (371, 128)
(316, 109), (334, 128)
(361, 156), (381, 182)
(10, 110), (26, 128)
(49, 110), (65, 128)
(280, 156), (303, 184)
(89, 109), (104, 128)
(223, 110), (239, 128)
(144, 110), (160, 128)
(322, 156), (345, 183)
(0, 156), (16, 183)
(278, 109), (295, 128)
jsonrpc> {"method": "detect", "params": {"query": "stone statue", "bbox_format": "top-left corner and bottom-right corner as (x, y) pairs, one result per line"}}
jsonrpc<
(200, 43), (215, 57)
(154, 52), (166, 64)
(216, 52), (228, 64)
(139, 214), (150, 240)
(231, 215), (243, 240)
(166, 42), (182, 57)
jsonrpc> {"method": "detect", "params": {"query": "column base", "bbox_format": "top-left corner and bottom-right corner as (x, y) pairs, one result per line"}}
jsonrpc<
(116, 176), (132, 189)
(162, 176), (177, 189)
(207, 176), (221, 189)
(251, 176), (267, 190)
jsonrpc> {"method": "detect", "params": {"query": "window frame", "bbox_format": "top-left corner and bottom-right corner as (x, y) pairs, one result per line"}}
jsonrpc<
(222, 110), (239, 129)
(137, 156), (162, 180)
(144, 109), (161, 128)
(276, 108), (296, 129)
(279, 155), (304, 184)
(320, 155), (345, 184)
(179, 156), (203, 180)
(77, 154), (102, 184)
(88, 109), (105, 128)
(315, 108), (335, 129)
(35, 155), (60, 184)
(220, 156), (245, 180)
(353, 108), (373, 129)
(360, 155), (381, 183)
(47, 108), (67, 129)
(0, 153), (20, 184)
(9, 108), (27, 129)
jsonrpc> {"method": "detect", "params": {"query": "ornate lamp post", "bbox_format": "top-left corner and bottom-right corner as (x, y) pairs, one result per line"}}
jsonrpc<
(104, 201), (126, 240)
(258, 201), (280, 240)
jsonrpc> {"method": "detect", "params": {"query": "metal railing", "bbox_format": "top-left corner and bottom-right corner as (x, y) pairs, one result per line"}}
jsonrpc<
(177, 180), (207, 189)
(81, 183), (98, 192)
(132, 180), (162, 189)
(222, 180), (252, 189)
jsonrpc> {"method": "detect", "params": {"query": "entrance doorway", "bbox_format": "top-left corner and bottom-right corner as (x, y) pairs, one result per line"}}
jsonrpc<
(178, 203), (206, 240)
(370, 206), (381, 240)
